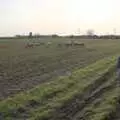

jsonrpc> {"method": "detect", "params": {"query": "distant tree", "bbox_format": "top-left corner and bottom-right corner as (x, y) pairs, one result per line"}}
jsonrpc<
(29, 32), (32, 38)
(86, 29), (94, 36)
(69, 35), (74, 38)
(52, 34), (59, 38)
(15, 35), (21, 38)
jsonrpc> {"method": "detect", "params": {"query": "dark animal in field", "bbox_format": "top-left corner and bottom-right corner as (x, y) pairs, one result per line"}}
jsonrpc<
(64, 42), (85, 47)
(65, 43), (73, 47)
(39, 42), (45, 45)
(25, 44), (34, 48)
(25, 42), (45, 48)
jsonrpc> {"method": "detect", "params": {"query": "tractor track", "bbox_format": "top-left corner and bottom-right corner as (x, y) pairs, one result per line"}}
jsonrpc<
(107, 94), (120, 120)
(109, 105), (120, 120)
(49, 66), (116, 120)
(73, 80), (116, 120)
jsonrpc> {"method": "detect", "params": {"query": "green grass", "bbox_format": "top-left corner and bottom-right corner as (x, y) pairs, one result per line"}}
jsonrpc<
(87, 87), (120, 120)
(0, 56), (117, 120)
(74, 70), (119, 120)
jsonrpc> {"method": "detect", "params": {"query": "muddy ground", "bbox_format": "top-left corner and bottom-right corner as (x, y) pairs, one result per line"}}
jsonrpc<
(0, 47), (105, 100)
(3, 64), (119, 120)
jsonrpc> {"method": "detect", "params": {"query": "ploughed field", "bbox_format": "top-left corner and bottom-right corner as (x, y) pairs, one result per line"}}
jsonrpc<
(0, 38), (120, 120)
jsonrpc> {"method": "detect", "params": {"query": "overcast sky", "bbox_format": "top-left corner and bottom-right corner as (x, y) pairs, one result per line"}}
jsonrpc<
(0, 0), (120, 36)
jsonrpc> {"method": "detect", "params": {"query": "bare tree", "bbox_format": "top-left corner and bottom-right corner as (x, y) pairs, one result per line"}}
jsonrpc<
(86, 29), (94, 36)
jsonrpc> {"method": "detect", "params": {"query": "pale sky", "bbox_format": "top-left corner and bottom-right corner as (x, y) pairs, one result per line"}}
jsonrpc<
(0, 0), (120, 36)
